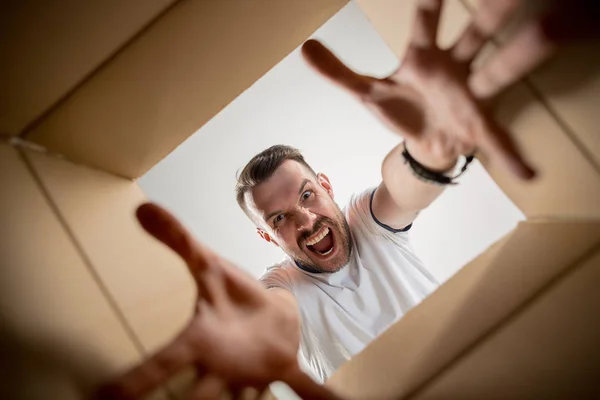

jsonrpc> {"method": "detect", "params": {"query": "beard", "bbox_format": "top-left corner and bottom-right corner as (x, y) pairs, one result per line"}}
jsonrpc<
(288, 204), (353, 274)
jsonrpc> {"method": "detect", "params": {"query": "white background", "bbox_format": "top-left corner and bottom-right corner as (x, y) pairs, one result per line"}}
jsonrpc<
(139, 2), (524, 285)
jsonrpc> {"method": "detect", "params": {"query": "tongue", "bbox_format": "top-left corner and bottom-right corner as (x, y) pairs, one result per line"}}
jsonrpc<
(312, 231), (333, 253)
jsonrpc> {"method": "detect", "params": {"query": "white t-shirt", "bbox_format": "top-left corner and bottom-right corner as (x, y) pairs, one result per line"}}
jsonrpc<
(259, 187), (438, 382)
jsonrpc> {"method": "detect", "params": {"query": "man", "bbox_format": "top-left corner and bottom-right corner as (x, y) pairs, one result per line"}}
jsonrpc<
(99, 0), (599, 398)
(238, 143), (442, 383)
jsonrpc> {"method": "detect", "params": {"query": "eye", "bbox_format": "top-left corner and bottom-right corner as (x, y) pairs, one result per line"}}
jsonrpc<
(273, 214), (285, 224)
(301, 190), (313, 201)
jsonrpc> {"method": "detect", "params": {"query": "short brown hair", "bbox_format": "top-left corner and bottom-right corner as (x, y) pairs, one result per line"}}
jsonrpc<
(235, 145), (316, 221)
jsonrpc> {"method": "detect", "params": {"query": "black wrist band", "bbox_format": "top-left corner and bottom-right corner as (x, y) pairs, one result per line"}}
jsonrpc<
(401, 142), (475, 186)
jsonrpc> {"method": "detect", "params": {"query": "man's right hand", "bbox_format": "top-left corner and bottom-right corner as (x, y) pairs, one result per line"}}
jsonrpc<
(95, 204), (339, 400)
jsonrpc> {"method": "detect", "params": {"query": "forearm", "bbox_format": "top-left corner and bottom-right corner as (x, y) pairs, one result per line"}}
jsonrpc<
(377, 140), (457, 225)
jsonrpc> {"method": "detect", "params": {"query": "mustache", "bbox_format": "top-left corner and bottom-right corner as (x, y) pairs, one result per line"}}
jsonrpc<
(299, 217), (335, 244)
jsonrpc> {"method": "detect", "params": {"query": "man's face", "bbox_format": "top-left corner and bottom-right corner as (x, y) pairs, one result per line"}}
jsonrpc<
(246, 160), (352, 273)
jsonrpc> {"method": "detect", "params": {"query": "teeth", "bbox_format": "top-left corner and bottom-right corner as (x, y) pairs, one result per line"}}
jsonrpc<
(317, 247), (334, 256)
(306, 227), (329, 246)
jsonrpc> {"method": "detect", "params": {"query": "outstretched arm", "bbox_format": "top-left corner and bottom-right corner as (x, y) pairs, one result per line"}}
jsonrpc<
(302, 0), (532, 229)
(302, 0), (599, 229)
(96, 204), (340, 400)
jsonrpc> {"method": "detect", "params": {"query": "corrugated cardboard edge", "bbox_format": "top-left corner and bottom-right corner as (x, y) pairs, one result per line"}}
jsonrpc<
(326, 219), (600, 399)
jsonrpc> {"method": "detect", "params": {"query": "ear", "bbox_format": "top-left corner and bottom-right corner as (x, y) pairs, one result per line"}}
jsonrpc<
(317, 173), (334, 199)
(256, 228), (279, 247)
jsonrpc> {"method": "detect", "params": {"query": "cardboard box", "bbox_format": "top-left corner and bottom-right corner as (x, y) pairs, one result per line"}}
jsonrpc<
(1, 0), (599, 399)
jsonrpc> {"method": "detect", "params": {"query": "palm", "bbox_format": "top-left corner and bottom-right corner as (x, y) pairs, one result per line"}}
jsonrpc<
(95, 204), (329, 399)
(302, 0), (540, 179)
(184, 274), (300, 383)
(376, 45), (477, 157)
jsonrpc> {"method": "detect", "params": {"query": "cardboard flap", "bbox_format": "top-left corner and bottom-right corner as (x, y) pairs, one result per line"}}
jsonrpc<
(482, 83), (600, 219)
(25, 0), (347, 178)
(326, 219), (600, 399)
(23, 148), (194, 353)
(415, 244), (600, 399)
(0, 143), (150, 398)
(0, 0), (175, 135)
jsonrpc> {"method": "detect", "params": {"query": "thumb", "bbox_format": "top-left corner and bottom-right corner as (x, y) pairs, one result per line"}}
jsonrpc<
(302, 39), (373, 99)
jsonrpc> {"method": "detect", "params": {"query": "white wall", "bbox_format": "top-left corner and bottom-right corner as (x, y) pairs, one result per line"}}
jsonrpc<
(138, 1), (524, 284)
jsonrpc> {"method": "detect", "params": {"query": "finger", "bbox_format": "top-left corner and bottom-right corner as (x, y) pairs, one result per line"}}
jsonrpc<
(136, 203), (223, 303)
(136, 203), (210, 270)
(451, 0), (522, 63)
(409, 0), (444, 48)
(363, 92), (425, 139)
(302, 39), (424, 138)
(468, 18), (555, 100)
(301, 39), (374, 98)
(137, 203), (266, 307)
(220, 262), (268, 307)
(476, 113), (536, 180)
(187, 374), (228, 400)
(97, 329), (195, 399)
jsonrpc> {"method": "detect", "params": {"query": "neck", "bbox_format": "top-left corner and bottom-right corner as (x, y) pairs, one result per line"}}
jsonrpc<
(294, 260), (323, 274)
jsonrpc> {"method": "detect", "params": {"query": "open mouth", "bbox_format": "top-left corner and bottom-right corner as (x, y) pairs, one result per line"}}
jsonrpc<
(305, 226), (335, 257)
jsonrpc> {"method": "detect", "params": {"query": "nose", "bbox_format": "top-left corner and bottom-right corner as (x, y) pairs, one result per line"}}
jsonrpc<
(295, 207), (317, 231)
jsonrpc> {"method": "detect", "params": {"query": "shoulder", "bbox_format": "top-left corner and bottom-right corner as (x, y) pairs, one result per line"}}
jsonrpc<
(258, 259), (296, 291)
(345, 185), (413, 238)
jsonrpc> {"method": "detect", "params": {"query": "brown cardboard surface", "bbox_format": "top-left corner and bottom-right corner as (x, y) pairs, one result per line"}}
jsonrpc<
(23, 148), (195, 354)
(0, 143), (143, 398)
(355, 0), (470, 55)
(415, 248), (600, 399)
(528, 45), (600, 169)
(485, 83), (600, 218)
(326, 219), (600, 399)
(25, 0), (348, 179)
(0, 0), (175, 136)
